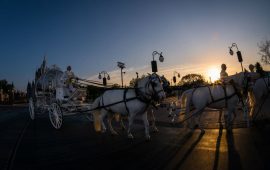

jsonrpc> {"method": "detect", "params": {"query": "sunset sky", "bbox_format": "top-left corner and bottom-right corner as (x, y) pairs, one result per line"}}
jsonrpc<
(0, 0), (270, 90)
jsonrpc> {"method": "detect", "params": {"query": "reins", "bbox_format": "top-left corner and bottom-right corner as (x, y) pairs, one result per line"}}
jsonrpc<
(77, 75), (164, 114)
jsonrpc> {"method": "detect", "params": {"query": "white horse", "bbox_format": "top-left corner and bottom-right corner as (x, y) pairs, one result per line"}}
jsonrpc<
(179, 72), (248, 131)
(248, 74), (270, 119)
(92, 74), (166, 140)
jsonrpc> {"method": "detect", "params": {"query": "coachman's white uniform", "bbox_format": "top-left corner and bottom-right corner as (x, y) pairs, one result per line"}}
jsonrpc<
(62, 70), (76, 92)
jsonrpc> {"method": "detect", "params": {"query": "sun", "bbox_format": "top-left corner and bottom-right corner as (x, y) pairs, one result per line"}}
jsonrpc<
(207, 67), (220, 83)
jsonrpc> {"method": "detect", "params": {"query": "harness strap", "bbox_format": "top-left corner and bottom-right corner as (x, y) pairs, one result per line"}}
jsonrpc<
(135, 83), (152, 104)
(101, 95), (111, 112)
(123, 88), (130, 114)
(207, 86), (214, 103)
(222, 85), (228, 107)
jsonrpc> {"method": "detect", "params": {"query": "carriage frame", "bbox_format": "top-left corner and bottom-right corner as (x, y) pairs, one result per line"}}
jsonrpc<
(28, 65), (92, 129)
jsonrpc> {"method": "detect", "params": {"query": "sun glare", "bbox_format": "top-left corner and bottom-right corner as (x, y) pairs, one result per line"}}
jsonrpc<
(207, 67), (220, 83)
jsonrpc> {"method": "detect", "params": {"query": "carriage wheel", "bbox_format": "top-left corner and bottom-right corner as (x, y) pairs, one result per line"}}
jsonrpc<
(29, 98), (35, 120)
(49, 103), (63, 129)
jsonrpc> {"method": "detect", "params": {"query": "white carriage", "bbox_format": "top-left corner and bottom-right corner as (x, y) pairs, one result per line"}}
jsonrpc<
(28, 65), (92, 129)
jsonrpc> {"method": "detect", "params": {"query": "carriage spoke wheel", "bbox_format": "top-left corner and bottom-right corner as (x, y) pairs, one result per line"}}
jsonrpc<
(49, 103), (63, 129)
(29, 98), (35, 120)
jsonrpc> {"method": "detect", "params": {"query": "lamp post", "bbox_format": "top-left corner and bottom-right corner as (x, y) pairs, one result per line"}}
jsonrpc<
(117, 62), (125, 88)
(98, 71), (110, 86)
(172, 71), (181, 85)
(151, 51), (164, 73)
(229, 43), (244, 72)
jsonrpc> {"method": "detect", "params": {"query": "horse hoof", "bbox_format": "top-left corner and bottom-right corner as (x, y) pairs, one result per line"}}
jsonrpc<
(111, 131), (118, 135)
(145, 135), (151, 141)
(128, 134), (134, 139)
(200, 129), (205, 134)
(152, 127), (159, 133)
(101, 129), (106, 133)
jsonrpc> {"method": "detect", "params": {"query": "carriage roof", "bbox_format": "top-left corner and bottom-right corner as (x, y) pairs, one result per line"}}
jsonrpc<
(35, 65), (64, 90)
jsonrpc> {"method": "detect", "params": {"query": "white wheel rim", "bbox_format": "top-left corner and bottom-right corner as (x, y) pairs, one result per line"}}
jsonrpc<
(49, 103), (62, 129)
(29, 98), (35, 120)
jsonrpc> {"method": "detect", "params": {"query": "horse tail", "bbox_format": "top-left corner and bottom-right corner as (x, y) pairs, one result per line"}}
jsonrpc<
(91, 96), (102, 132)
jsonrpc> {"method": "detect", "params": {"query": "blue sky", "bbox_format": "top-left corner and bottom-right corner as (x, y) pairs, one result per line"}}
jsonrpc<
(0, 0), (269, 90)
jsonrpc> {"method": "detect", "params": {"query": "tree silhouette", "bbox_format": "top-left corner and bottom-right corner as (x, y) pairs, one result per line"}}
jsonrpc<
(178, 74), (207, 88)
(258, 39), (270, 64)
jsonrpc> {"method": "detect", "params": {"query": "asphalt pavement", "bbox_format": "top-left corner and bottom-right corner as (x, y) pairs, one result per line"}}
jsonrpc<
(1, 105), (270, 170)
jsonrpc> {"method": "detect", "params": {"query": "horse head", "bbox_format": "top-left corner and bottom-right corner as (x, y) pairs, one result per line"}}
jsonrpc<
(137, 73), (166, 101)
(224, 71), (253, 95)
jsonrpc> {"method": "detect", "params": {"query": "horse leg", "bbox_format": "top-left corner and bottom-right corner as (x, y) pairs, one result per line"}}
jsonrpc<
(185, 106), (204, 131)
(224, 110), (233, 131)
(127, 113), (136, 139)
(197, 113), (205, 134)
(142, 111), (151, 140)
(168, 102), (173, 117)
(107, 113), (118, 135)
(100, 109), (107, 133)
(150, 108), (158, 132)
(120, 117), (126, 131)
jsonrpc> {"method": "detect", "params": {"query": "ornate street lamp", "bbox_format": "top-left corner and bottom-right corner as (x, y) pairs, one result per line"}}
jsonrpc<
(117, 62), (125, 88)
(151, 51), (164, 73)
(98, 71), (110, 86)
(173, 71), (180, 85)
(229, 43), (244, 72)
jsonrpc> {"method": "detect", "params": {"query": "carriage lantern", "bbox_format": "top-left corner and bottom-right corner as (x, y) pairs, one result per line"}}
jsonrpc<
(229, 43), (243, 71)
(151, 51), (164, 73)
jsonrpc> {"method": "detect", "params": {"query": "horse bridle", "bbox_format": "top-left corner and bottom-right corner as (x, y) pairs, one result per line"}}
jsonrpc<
(148, 77), (165, 101)
(136, 75), (164, 102)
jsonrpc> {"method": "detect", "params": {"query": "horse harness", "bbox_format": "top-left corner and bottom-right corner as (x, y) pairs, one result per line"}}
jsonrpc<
(97, 76), (163, 114)
(191, 82), (242, 108)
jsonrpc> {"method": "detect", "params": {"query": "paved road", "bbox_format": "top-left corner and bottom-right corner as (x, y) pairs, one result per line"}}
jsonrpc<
(1, 106), (270, 170)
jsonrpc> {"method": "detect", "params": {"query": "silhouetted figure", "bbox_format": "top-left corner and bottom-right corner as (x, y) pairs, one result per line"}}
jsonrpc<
(220, 64), (228, 81)
(255, 62), (266, 77)
(249, 64), (255, 72)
